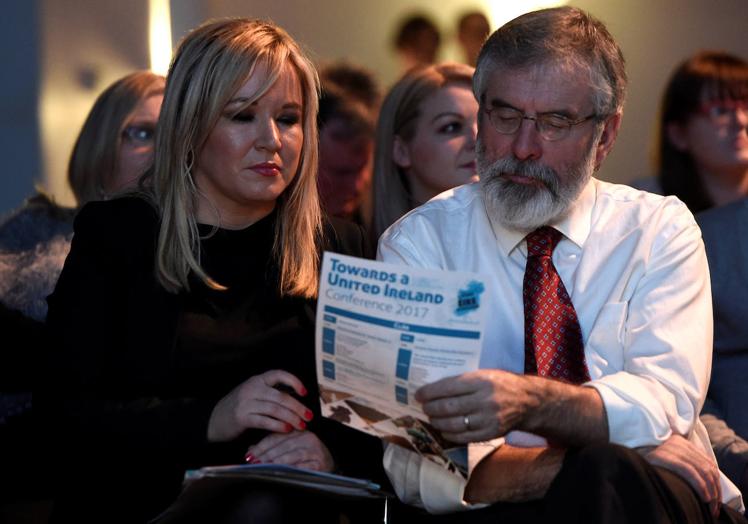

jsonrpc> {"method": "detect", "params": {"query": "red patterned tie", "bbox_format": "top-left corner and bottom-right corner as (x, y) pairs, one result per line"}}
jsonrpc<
(523, 226), (590, 384)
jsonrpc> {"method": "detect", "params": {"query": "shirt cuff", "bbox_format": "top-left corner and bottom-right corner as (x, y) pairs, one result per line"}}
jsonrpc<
(383, 441), (503, 514)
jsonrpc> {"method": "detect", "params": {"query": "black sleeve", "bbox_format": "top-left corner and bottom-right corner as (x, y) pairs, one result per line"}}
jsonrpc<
(42, 199), (220, 477)
(324, 216), (374, 260)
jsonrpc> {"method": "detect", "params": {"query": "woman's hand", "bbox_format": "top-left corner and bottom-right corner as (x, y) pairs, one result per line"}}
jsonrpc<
(207, 370), (314, 442)
(245, 430), (335, 472)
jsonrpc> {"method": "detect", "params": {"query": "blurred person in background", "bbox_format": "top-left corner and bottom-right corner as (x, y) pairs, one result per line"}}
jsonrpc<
(371, 62), (477, 243)
(317, 62), (380, 229)
(456, 11), (490, 67)
(0, 69), (164, 522)
(393, 13), (441, 72)
(634, 51), (748, 213)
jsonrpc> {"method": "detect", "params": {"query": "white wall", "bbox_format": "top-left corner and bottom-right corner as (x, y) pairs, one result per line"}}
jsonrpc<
(38, 0), (151, 206)
(5, 0), (747, 213)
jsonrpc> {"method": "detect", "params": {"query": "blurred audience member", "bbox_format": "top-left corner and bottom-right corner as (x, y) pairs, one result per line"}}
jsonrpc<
(393, 14), (441, 72)
(371, 62), (477, 242)
(0, 70), (164, 322)
(697, 198), (748, 500)
(457, 10), (490, 67)
(317, 62), (381, 227)
(634, 51), (748, 213)
(0, 69), (163, 517)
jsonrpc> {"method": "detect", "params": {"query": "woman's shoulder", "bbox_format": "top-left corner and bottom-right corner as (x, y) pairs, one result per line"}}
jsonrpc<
(322, 216), (373, 259)
(76, 196), (158, 232)
(74, 196), (160, 252)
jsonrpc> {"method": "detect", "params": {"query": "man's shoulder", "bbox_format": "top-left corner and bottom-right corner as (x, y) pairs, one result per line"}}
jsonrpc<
(384, 183), (483, 237)
(592, 178), (695, 227)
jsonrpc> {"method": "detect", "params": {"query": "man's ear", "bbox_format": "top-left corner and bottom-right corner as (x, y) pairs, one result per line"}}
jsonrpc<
(594, 112), (622, 170)
(392, 136), (411, 169)
(666, 122), (690, 152)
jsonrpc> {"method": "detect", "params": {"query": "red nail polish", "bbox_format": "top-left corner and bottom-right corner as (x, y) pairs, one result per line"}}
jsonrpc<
(285, 423), (293, 432)
(244, 453), (255, 463)
(304, 410), (313, 421)
(298, 420), (306, 430)
(300, 387), (308, 397)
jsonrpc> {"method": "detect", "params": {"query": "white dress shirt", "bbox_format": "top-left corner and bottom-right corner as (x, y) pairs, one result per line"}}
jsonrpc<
(377, 178), (743, 512)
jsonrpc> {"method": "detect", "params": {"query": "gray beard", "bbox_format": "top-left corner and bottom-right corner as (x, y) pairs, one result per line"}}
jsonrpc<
(477, 141), (595, 232)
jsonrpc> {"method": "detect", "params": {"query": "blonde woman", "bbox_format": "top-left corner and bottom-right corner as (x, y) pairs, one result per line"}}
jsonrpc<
(371, 62), (477, 243)
(44, 19), (378, 523)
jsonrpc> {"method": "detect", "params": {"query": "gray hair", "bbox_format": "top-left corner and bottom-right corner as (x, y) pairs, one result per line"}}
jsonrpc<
(473, 6), (627, 116)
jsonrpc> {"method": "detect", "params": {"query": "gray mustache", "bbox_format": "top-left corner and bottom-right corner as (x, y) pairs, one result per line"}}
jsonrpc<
(483, 157), (561, 198)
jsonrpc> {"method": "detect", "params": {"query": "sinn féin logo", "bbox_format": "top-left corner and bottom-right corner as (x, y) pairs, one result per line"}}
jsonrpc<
(456, 281), (485, 315)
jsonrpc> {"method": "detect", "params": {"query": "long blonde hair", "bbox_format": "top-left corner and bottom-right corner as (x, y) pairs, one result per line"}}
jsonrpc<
(68, 71), (164, 206)
(152, 18), (322, 297)
(371, 62), (474, 241)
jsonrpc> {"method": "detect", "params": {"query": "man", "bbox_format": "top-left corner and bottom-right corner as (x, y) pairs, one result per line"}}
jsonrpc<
(317, 63), (380, 227)
(378, 7), (745, 523)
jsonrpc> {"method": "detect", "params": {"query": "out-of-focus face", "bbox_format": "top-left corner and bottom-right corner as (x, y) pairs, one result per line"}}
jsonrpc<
(394, 83), (479, 205)
(318, 118), (373, 218)
(193, 63), (304, 228)
(476, 63), (620, 231)
(669, 97), (748, 178)
(110, 93), (163, 193)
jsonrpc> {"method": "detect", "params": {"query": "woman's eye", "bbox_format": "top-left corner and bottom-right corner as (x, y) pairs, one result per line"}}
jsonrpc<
(708, 105), (730, 118)
(231, 111), (255, 122)
(439, 121), (462, 134)
(122, 125), (155, 142)
(277, 113), (301, 126)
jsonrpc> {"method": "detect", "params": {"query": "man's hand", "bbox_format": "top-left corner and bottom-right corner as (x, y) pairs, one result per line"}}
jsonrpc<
(415, 369), (607, 445)
(639, 434), (722, 517)
(415, 369), (534, 442)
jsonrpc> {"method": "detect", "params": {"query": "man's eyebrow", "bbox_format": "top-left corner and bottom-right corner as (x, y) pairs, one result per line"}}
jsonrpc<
(488, 97), (575, 118)
(488, 97), (517, 110)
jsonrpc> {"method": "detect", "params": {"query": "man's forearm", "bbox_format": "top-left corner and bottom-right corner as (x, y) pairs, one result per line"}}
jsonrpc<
(464, 444), (565, 503)
(521, 376), (609, 446)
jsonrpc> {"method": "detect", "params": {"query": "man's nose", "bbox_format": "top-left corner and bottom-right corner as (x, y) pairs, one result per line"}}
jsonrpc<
(511, 118), (542, 161)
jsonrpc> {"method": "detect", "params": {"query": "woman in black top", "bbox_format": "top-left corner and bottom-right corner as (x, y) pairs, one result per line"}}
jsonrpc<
(43, 18), (381, 523)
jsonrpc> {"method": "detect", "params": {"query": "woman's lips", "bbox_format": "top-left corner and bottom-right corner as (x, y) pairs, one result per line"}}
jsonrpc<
(250, 162), (281, 176)
(461, 161), (477, 172)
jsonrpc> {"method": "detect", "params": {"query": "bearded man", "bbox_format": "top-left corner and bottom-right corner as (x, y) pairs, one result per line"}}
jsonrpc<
(377, 6), (746, 524)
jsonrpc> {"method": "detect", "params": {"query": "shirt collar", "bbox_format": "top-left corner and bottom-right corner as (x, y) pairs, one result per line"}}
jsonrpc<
(486, 177), (597, 256)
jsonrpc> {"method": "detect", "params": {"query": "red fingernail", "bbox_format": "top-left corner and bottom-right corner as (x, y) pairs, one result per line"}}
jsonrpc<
(304, 410), (314, 421)
(298, 420), (306, 430)
(285, 423), (293, 432)
(244, 453), (255, 463)
(300, 387), (308, 397)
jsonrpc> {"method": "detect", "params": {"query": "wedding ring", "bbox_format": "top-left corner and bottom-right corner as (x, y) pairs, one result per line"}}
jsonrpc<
(463, 415), (471, 430)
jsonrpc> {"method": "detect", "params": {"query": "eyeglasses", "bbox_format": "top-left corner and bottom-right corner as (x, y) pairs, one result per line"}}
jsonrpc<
(484, 106), (599, 141)
(699, 100), (748, 126)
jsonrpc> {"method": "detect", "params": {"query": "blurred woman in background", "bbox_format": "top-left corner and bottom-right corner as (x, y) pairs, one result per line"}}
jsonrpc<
(371, 62), (477, 242)
(638, 51), (748, 213)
